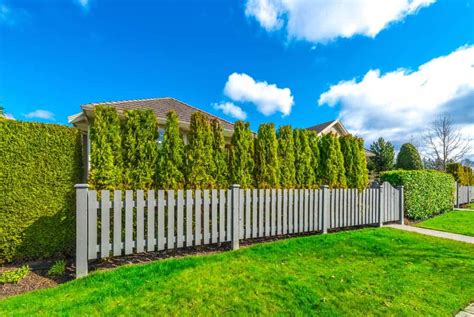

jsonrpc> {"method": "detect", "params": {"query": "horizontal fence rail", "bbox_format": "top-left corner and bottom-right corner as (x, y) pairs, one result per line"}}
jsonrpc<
(455, 183), (474, 207)
(75, 182), (404, 277)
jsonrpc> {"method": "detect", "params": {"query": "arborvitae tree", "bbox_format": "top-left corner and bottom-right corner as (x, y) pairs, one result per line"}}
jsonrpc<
(88, 106), (122, 189)
(353, 137), (369, 190)
(308, 131), (321, 186)
(396, 143), (423, 170)
(186, 112), (215, 189)
(229, 121), (254, 188)
(156, 111), (185, 189)
(211, 119), (228, 188)
(339, 135), (356, 187)
(294, 129), (315, 188)
(277, 125), (296, 188)
(319, 133), (347, 188)
(254, 123), (279, 188)
(369, 137), (395, 173)
(122, 109), (159, 189)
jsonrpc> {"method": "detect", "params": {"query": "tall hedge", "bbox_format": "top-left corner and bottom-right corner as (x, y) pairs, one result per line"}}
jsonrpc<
(254, 123), (279, 188)
(353, 137), (369, 190)
(308, 131), (321, 186)
(0, 121), (83, 263)
(277, 125), (296, 188)
(122, 109), (158, 189)
(396, 143), (423, 170)
(211, 119), (229, 188)
(447, 163), (473, 186)
(381, 170), (454, 220)
(294, 129), (315, 188)
(88, 106), (122, 189)
(229, 121), (254, 188)
(156, 111), (185, 189)
(319, 133), (346, 188)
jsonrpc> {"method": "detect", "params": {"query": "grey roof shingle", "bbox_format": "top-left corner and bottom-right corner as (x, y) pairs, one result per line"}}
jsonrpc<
(82, 97), (235, 130)
(306, 120), (336, 133)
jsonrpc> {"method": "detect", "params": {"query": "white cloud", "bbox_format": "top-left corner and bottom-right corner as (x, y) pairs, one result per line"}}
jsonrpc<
(318, 45), (474, 158)
(245, 0), (435, 43)
(24, 110), (55, 121)
(224, 72), (294, 116)
(213, 102), (247, 120)
(76, 0), (90, 9)
(4, 113), (15, 120)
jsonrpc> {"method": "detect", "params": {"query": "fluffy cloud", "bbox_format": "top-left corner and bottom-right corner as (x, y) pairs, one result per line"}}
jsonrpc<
(318, 45), (474, 157)
(24, 110), (55, 121)
(245, 0), (435, 43)
(224, 72), (294, 116)
(213, 102), (247, 120)
(0, 3), (28, 26)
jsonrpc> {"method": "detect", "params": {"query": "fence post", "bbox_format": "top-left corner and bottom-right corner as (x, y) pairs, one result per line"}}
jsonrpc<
(75, 184), (89, 278)
(397, 186), (404, 225)
(321, 185), (330, 234)
(456, 182), (460, 208)
(378, 183), (384, 227)
(231, 184), (241, 250)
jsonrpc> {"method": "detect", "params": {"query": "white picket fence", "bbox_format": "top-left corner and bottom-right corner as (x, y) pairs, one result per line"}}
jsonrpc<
(75, 182), (403, 277)
(455, 183), (474, 207)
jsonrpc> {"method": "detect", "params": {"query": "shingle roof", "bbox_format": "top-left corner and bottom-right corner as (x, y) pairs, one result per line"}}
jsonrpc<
(306, 120), (337, 133)
(82, 97), (235, 130)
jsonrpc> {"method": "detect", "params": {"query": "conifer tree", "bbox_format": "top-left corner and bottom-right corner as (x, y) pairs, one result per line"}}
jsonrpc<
(277, 125), (296, 188)
(319, 133), (347, 188)
(334, 136), (347, 188)
(294, 129), (315, 188)
(122, 109), (158, 189)
(308, 131), (321, 186)
(185, 112), (215, 188)
(156, 111), (185, 189)
(211, 119), (229, 188)
(254, 123), (279, 188)
(229, 121), (254, 188)
(340, 135), (356, 187)
(353, 137), (369, 190)
(396, 143), (423, 170)
(89, 106), (123, 189)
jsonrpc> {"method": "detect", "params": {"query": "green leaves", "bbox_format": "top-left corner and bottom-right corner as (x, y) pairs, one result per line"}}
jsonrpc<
(294, 129), (316, 188)
(396, 143), (423, 170)
(340, 135), (368, 190)
(447, 163), (473, 185)
(369, 137), (395, 173)
(319, 133), (346, 188)
(255, 123), (279, 188)
(229, 121), (254, 188)
(211, 119), (229, 188)
(277, 125), (296, 188)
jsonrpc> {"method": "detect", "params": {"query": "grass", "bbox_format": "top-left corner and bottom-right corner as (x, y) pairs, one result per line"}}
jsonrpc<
(1, 228), (474, 316)
(416, 210), (474, 237)
(467, 202), (474, 209)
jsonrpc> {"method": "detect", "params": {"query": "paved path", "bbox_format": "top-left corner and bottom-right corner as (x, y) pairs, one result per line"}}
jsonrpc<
(386, 224), (474, 244)
(456, 303), (474, 317)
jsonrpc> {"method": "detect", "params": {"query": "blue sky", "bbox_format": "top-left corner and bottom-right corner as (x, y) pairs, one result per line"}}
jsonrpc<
(0, 0), (473, 155)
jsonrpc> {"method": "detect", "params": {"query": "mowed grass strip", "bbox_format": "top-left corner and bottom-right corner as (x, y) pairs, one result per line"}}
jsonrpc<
(1, 228), (473, 316)
(416, 210), (474, 237)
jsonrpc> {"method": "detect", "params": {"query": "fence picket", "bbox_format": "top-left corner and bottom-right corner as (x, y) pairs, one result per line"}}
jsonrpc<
(113, 190), (122, 256)
(277, 189), (282, 235)
(259, 189), (264, 237)
(87, 190), (97, 259)
(186, 190), (193, 247)
(203, 190), (210, 245)
(100, 190), (110, 258)
(167, 190), (175, 249)
(265, 190), (270, 237)
(212, 190), (218, 243)
(157, 190), (165, 251)
(271, 189), (276, 236)
(245, 189), (251, 239)
(124, 190), (134, 255)
(283, 189), (288, 234)
(147, 190), (156, 252)
(227, 189), (231, 242)
(288, 189), (293, 233)
(177, 190), (184, 248)
(195, 190), (202, 245)
(136, 190), (145, 253)
(219, 189), (226, 243)
(252, 189), (258, 238)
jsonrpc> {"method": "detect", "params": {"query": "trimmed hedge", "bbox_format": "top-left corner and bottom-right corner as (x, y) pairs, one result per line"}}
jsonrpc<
(447, 163), (473, 186)
(0, 120), (83, 263)
(381, 170), (454, 220)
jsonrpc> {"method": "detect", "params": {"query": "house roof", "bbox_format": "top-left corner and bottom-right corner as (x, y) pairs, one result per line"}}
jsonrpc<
(306, 120), (337, 133)
(306, 119), (349, 136)
(79, 97), (235, 131)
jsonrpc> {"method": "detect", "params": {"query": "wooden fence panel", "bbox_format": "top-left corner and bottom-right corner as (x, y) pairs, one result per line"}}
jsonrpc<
(136, 190), (145, 253)
(195, 190), (202, 246)
(212, 190), (218, 244)
(203, 190), (210, 245)
(157, 190), (165, 251)
(245, 189), (251, 239)
(147, 190), (156, 252)
(100, 190), (110, 258)
(124, 190), (133, 255)
(113, 190), (122, 256)
(177, 190), (184, 248)
(219, 189), (226, 243)
(277, 189), (282, 235)
(283, 189), (288, 234)
(259, 189), (264, 237)
(252, 189), (258, 238)
(88, 190), (97, 259)
(167, 190), (175, 250)
(186, 190), (193, 247)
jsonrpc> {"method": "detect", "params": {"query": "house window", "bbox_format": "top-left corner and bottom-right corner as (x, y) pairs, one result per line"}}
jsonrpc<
(157, 128), (165, 145)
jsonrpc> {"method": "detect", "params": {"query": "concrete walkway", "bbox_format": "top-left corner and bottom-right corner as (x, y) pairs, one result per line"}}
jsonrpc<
(386, 224), (474, 244)
(456, 303), (474, 317)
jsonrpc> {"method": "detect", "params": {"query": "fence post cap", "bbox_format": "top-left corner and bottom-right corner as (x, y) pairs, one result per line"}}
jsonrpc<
(75, 184), (89, 189)
(397, 185), (404, 189)
(230, 184), (241, 189)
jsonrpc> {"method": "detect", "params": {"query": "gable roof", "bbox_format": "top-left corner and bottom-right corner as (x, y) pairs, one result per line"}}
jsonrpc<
(306, 119), (349, 136)
(79, 97), (235, 131)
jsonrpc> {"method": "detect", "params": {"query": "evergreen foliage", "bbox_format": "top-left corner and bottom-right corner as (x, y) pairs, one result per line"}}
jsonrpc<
(308, 131), (321, 186)
(293, 129), (316, 188)
(211, 119), (229, 188)
(353, 137), (369, 190)
(156, 111), (185, 189)
(229, 121), (254, 188)
(319, 133), (347, 188)
(277, 125), (296, 188)
(369, 137), (395, 173)
(254, 123), (279, 188)
(122, 109), (158, 189)
(185, 112), (215, 188)
(339, 135), (356, 187)
(89, 106), (123, 189)
(447, 163), (474, 185)
(396, 143), (423, 170)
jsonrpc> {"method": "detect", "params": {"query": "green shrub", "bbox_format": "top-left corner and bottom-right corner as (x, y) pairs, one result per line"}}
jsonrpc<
(0, 121), (83, 263)
(447, 163), (473, 186)
(308, 131), (321, 186)
(254, 123), (279, 188)
(339, 135), (356, 187)
(396, 143), (423, 170)
(211, 119), (229, 188)
(48, 260), (66, 276)
(185, 112), (215, 189)
(277, 125), (296, 188)
(229, 121), (254, 188)
(0, 265), (29, 284)
(122, 109), (159, 189)
(319, 133), (346, 188)
(88, 106), (122, 189)
(156, 111), (185, 189)
(353, 137), (369, 190)
(381, 170), (455, 220)
(294, 129), (315, 188)
(369, 137), (395, 173)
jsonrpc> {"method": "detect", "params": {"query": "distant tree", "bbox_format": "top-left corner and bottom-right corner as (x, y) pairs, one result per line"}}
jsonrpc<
(424, 116), (471, 170)
(277, 125), (296, 188)
(319, 133), (347, 188)
(294, 129), (316, 188)
(156, 111), (185, 189)
(396, 143), (423, 170)
(88, 106), (123, 189)
(185, 112), (215, 189)
(229, 121), (254, 188)
(211, 119), (229, 188)
(254, 123), (279, 188)
(122, 109), (158, 189)
(308, 131), (321, 186)
(369, 137), (395, 173)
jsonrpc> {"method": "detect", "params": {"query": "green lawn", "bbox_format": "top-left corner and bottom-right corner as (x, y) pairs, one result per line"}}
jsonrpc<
(467, 202), (474, 209)
(1, 228), (474, 316)
(416, 210), (474, 237)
